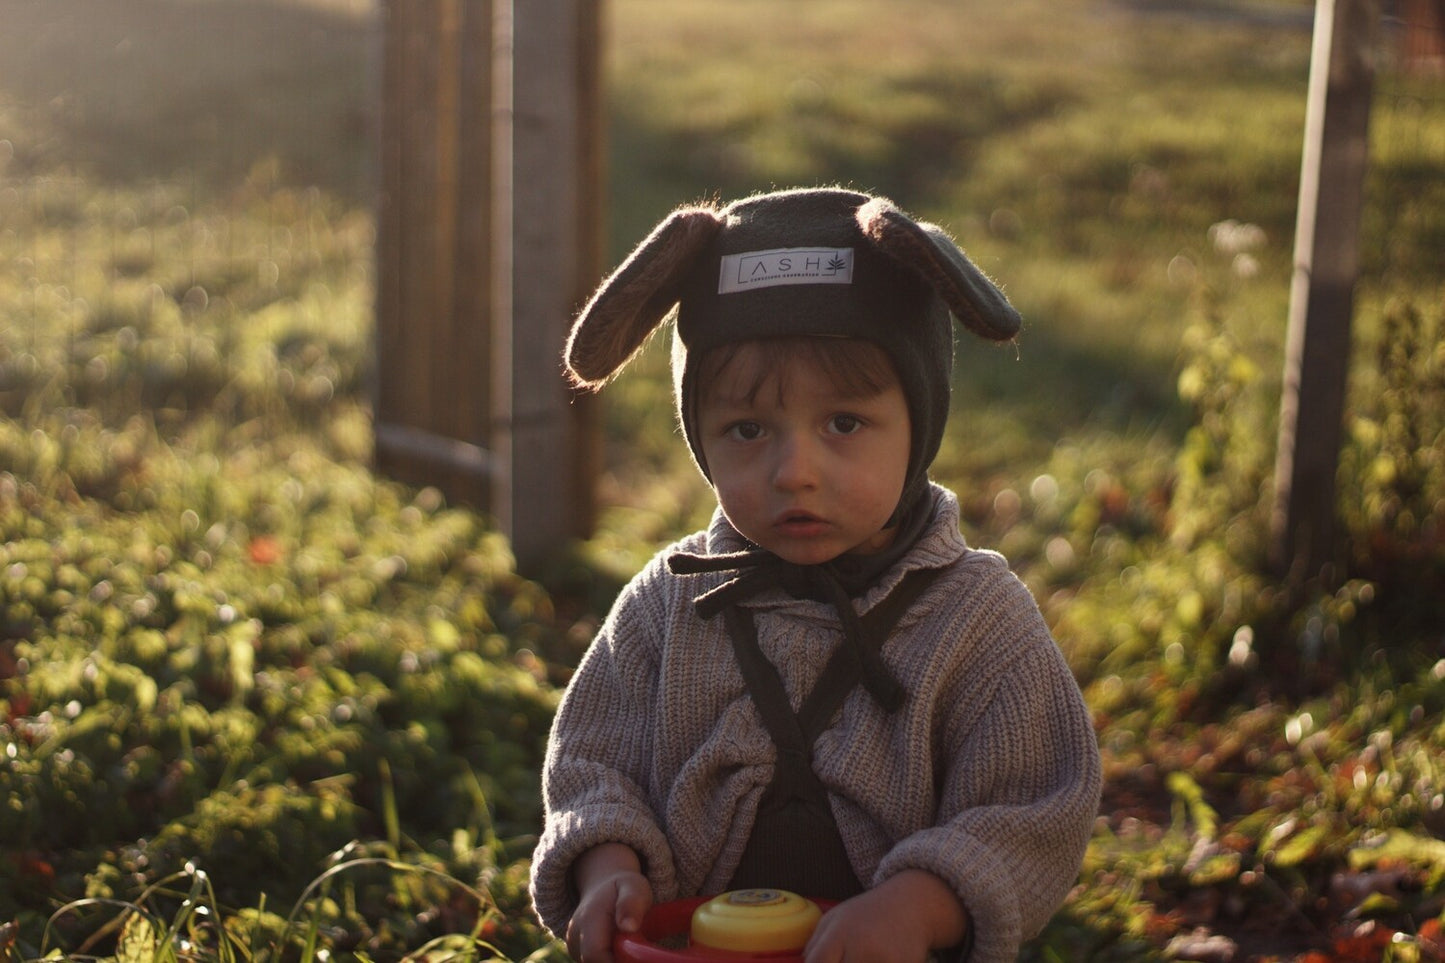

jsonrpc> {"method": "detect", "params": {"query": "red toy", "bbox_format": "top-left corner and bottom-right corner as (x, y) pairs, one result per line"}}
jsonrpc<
(614, 889), (835, 963)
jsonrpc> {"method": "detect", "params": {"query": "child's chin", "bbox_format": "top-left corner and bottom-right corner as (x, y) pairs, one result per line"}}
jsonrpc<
(764, 541), (847, 567)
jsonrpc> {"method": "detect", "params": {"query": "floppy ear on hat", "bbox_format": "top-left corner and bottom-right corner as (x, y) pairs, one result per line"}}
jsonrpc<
(564, 205), (725, 388)
(855, 197), (1022, 342)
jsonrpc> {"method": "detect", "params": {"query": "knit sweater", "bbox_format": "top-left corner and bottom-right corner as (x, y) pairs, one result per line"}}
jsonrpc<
(530, 485), (1101, 962)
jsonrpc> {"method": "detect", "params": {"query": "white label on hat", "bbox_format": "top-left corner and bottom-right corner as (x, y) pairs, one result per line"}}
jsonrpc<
(717, 247), (854, 294)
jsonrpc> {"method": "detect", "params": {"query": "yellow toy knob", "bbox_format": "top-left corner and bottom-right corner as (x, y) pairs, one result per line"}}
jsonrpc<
(690, 889), (823, 953)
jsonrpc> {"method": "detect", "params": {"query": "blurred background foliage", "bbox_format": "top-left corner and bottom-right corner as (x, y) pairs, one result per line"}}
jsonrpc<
(1, 0), (1443, 959)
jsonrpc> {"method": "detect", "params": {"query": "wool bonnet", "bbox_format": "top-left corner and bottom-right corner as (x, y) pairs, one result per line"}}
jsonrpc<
(564, 187), (1022, 516)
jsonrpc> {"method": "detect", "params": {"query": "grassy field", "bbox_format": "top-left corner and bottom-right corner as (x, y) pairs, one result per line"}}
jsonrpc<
(2, 0), (1444, 960)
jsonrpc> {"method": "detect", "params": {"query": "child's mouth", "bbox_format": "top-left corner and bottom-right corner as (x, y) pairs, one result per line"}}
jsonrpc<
(774, 511), (827, 536)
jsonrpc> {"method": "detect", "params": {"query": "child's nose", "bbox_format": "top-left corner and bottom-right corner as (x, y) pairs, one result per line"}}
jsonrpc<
(771, 435), (820, 491)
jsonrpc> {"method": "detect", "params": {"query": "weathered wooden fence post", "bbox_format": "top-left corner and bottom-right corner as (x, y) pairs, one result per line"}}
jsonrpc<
(374, 0), (601, 572)
(493, 0), (604, 568)
(1400, 0), (1445, 72)
(375, 0), (494, 506)
(1270, 0), (1380, 587)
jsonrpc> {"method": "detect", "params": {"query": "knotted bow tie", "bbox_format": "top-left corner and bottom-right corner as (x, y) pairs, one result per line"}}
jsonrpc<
(666, 549), (907, 712)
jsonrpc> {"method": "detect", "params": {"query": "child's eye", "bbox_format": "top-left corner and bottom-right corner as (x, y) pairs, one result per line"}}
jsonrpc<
(726, 421), (763, 441)
(828, 414), (864, 435)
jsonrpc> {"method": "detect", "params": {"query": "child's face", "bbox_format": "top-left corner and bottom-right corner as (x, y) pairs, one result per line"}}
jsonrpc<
(696, 343), (911, 565)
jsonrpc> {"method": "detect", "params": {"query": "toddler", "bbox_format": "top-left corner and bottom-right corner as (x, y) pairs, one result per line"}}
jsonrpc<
(530, 188), (1101, 963)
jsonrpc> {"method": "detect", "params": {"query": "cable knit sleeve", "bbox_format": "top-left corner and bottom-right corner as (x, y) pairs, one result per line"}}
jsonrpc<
(873, 569), (1101, 963)
(528, 556), (681, 938)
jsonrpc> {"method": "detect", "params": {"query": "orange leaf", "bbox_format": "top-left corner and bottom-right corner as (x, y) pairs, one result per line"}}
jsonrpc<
(248, 535), (283, 565)
(1331, 921), (1396, 963)
(1419, 918), (1445, 958)
(16, 851), (55, 885)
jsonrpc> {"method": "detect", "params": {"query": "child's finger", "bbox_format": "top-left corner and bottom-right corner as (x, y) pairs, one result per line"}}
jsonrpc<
(566, 908), (617, 963)
(613, 874), (654, 932)
(581, 928), (617, 963)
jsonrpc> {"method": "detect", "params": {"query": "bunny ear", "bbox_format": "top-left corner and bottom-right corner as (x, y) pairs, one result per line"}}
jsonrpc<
(564, 205), (725, 388)
(856, 198), (1022, 342)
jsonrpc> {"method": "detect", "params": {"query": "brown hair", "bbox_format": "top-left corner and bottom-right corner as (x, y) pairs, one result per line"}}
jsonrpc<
(695, 336), (901, 409)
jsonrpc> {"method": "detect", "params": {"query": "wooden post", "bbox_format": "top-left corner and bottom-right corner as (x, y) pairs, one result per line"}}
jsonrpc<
(1270, 0), (1380, 586)
(1401, 0), (1445, 73)
(375, 0), (602, 571)
(375, 0), (496, 506)
(493, 0), (603, 569)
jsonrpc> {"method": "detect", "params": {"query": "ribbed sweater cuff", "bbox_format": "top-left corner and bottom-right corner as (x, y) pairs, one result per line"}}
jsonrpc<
(875, 830), (1021, 963)
(529, 805), (677, 938)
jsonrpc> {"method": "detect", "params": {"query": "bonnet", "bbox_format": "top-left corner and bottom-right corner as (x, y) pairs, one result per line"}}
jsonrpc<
(564, 186), (1021, 517)
(566, 188), (1024, 709)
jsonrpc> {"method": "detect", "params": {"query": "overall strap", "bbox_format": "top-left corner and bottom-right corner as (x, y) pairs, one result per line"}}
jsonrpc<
(721, 565), (947, 900)
(725, 565), (946, 759)
(724, 604), (812, 758)
(797, 564), (945, 744)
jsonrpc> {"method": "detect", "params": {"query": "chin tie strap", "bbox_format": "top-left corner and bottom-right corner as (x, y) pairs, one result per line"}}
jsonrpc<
(667, 489), (935, 712)
(666, 549), (908, 712)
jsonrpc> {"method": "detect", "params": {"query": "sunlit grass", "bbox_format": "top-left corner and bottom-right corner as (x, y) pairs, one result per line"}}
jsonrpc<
(18, 854), (547, 963)
(1, 0), (1443, 959)
(600, 0), (1317, 514)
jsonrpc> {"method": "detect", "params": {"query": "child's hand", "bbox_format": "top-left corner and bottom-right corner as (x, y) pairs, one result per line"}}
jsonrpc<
(566, 843), (653, 963)
(804, 869), (968, 963)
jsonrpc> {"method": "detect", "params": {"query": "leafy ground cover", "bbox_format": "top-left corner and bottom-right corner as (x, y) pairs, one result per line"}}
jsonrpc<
(2, 0), (1444, 960)
(0, 171), (560, 959)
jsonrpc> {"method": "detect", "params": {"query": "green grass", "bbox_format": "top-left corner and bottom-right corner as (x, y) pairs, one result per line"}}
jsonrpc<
(2, 0), (1444, 960)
